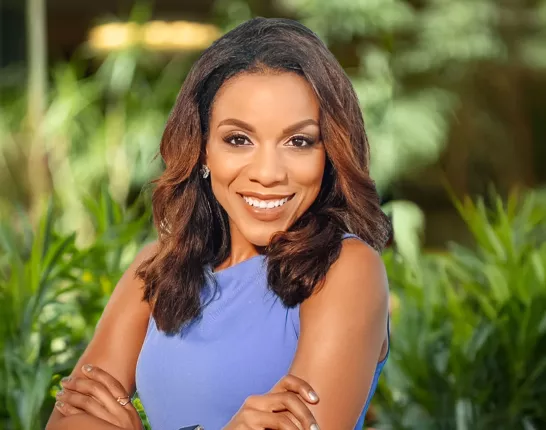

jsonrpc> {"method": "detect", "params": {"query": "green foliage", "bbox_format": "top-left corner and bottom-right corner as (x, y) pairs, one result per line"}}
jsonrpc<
(276, 0), (546, 192)
(0, 188), (154, 430)
(375, 190), (546, 429)
(0, 46), (191, 242)
(2, 1), (546, 429)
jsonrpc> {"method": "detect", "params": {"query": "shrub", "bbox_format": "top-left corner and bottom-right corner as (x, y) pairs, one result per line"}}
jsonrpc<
(0, 188), (153, 430)
(375, 190), (546, 429)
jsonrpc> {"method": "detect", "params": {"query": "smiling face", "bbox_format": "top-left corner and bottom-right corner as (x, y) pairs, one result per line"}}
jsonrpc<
(205, 71), (326, 247)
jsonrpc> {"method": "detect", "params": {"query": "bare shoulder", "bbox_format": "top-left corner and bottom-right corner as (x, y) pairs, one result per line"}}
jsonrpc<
(101, 240), (158, 319)
(307, 237), (389, 310)
(298, 236), (389, 348)
(135, 240), (160, 265)
(330, 237), (387, 284)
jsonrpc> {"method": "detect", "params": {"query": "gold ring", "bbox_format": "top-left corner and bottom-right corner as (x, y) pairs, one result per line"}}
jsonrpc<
(116, 396), (131, 406)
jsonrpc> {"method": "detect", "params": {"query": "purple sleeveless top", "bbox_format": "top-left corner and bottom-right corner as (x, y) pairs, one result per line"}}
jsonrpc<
(136, 234), (388, 429)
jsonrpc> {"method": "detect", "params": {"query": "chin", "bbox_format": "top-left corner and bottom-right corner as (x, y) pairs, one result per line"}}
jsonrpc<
(241, 224), (286, 247)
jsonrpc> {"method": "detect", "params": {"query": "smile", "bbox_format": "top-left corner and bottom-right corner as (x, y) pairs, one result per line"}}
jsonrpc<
(241, 195), (291, 209)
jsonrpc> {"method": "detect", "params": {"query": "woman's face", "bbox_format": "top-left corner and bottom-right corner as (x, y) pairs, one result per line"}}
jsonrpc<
(205, 72), (326, 247)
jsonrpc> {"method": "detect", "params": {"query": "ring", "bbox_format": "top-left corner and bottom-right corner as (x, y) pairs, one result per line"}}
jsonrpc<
(116, 396), (131, 406)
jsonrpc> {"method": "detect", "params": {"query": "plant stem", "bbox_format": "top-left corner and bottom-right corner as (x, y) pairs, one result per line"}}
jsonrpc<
(26, 0), (47, 128)
(26, 0), (50, 224)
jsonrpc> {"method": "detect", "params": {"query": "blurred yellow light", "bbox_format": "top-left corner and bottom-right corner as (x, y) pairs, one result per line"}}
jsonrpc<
(170, 22), (196, 46)
(89, 20), (221, 52)
(142, 21), (171, 46)
(89, 23), (139, 51)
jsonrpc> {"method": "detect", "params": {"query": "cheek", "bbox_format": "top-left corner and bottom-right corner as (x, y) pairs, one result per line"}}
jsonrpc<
(291, 151), (326, 194)
(207, 156), (253, 221)
(209, 170), (234, 206)
(206, 148), (242, 202)
(207, 173), (230, 211)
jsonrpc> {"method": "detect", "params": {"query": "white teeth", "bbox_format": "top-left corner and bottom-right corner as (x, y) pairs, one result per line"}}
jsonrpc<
(242, 196), (290, 209)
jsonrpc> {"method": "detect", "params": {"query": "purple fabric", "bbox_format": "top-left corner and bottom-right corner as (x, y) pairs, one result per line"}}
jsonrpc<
(136, 235), (388, 429)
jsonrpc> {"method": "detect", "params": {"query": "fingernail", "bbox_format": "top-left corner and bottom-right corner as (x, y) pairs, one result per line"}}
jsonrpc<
(56, 390), (64, 397)
(82, 364), (93, 372)
(61, 376), (71, 384)
(55, 401), (64, 408)
(310, 424), (320, 430)
(308, 391), (319, 402)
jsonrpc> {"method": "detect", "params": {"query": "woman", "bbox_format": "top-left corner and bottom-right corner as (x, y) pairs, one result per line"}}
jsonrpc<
(46, 17), (391, 430)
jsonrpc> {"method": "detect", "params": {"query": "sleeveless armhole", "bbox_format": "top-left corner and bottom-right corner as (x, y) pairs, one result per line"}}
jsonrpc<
(379, 317), (390, 365)
(289, 306), (300, 340)
(135, 314), (155, 397)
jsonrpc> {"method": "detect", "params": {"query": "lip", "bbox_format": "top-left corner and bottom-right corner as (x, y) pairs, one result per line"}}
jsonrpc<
(238, 191), (294, 200)
(237, 192), (295, 222)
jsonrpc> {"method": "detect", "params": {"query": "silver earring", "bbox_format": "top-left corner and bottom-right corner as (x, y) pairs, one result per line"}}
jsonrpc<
(201, 165), (210, 179)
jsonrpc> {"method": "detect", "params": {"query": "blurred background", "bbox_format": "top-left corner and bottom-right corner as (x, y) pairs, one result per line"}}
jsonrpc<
(1, 0), (545, 429)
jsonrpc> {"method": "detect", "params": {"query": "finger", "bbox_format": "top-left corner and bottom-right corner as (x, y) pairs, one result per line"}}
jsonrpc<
(81, 364), (129, 400)
(56, 389), (116, 424)
(252, 411), (299, 430)
(271, 375), (319, 404)
(276, 411), (305, 430)
(243, 409), (299, 430)
(244, 393), (317, 430)
(61, 376), (122, 413)
(266, 393), (317, 429)
(54, 399), (84, 416)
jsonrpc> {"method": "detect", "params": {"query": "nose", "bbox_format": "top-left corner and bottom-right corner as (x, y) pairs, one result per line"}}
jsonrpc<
(247, 146), (287, 187)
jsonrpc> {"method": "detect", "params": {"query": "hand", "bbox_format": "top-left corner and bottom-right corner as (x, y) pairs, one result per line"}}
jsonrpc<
(223, 374), (320, 430)
(55, 364), (143, 430)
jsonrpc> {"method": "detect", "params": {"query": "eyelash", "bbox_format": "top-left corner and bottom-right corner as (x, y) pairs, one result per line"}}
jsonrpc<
(223, 133), (316, 148)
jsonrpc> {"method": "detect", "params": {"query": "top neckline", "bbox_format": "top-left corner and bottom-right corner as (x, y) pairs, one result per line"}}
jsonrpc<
(208, 233), (359, 276)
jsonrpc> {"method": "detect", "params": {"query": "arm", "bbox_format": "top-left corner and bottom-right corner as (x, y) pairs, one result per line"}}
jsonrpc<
(46, 242), (158, 430)
(289, 238), (389, 429)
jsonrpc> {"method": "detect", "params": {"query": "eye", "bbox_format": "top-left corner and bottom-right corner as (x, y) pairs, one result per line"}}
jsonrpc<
(223, 133), (252, 146)
(286, 135), (316, 148)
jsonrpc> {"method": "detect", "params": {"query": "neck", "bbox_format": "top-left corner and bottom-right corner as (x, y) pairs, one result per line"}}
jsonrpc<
(215, 220), (262, 272)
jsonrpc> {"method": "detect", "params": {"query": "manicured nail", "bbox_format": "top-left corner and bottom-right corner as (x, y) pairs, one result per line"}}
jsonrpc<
(82, 364), (93, 372)
(310, 424), (320, 430)
(56, 389), (64, 397)
(55, 401), (64, 408)
(308, 391), (319, 402)
(61, 376), (71, 384)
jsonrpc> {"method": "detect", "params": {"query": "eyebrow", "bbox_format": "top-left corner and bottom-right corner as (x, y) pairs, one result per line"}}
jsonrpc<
(217, 118), (319, 134)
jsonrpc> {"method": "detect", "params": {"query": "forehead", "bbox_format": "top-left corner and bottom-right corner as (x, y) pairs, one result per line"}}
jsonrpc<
(210, 72), (320, 124)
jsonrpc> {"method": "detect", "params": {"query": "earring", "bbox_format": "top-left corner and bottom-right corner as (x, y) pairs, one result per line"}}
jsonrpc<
(200, 165), (210, 179)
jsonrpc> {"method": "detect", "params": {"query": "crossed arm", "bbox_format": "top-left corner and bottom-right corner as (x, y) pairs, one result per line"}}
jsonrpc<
(46, 238), (389, 430)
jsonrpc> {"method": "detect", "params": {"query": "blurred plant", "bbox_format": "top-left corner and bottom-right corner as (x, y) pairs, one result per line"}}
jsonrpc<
(0, 187), (154, 430)
(0, 48), (185, 245)
(275, 0), (546, 192)
(0, 3), (198, 244)
(374, 189), (546, 429)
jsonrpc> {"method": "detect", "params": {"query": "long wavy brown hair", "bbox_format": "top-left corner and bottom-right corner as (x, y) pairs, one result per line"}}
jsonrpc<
(137, 17), (392, 334)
